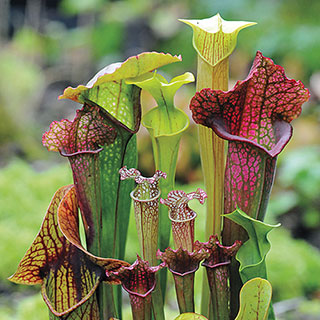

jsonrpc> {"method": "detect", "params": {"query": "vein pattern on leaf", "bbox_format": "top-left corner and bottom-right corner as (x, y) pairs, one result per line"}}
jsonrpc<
(190, 51), (310, 155)
(9, 185), (128, 317)
(42, 104), (116, 154)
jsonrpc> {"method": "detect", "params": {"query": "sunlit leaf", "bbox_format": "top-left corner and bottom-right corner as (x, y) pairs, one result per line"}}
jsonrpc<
(9, 186), (100, 316)
(60, 52), (181, 132)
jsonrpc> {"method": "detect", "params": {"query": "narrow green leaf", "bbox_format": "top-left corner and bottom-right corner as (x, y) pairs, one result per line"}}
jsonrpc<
(235, 278), (272, 320)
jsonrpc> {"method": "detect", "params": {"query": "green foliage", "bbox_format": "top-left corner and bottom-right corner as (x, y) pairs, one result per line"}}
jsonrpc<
(0, 160), (71, 280)
(0, 49), (45, 161)
(91, 22), (124, 60)
(267, 227), (320, 302)
(279, 146), (320, 202)
(268, 146), (320, 230)
(0, 292), (47, 320)
(60, 0), (104, 15)
(224, 208), (280, 284)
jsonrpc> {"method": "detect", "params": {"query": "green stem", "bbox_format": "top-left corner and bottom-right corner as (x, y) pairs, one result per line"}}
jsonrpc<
(205, 264), (230, 320)
(99, 132), (137, 318)
(172, 273), (195, 314)
(130, 294), (152, 320)
(151, 276), (165, 320)
(152, 133), (182, 297)
(198, 55), (228, 320)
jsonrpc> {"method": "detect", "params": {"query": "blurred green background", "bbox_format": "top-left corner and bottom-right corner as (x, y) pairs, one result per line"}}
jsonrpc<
(0, 0), (319, 319)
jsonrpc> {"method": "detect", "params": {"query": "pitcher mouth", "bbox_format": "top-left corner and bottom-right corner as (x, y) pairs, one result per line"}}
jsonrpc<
(130, 190), (161, 203)
(169, 210), (197, 223)
(202, 260), (230, 269)
(60, 147), (104, 157)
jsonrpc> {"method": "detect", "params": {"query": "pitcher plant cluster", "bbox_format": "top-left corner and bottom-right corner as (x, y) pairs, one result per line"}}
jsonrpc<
(9, 14), (310, 320)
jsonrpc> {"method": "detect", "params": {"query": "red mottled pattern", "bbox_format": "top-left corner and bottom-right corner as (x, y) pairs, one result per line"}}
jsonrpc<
(120, 166), (167, 199)
(43, 103), (117, 250)
(157, 247), (209, 276)
(190, 51), (310, 151)
(224, 141), (277, 220)
(225, 142), (262, 214)
(42, 103), (116, 154)
(161, 188), (206, 220)
(171, 219), (195, 252)
(67, 153), (100, 249)
(107, 256), (161, 297)
(194, 235), (242, 268)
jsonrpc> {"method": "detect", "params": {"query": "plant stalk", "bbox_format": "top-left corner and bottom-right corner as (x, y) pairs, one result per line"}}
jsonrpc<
(204, 263), (230, 320)
(173, 273), (195, 313)
(152, 133), (182, 298)
(197, 53), (228, 320)
(197, 55), (228, 240)
(129, 294), (152, 320)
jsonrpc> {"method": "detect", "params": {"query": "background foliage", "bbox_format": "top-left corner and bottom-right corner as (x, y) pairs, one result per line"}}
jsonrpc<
(0, 0), (319, 319)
